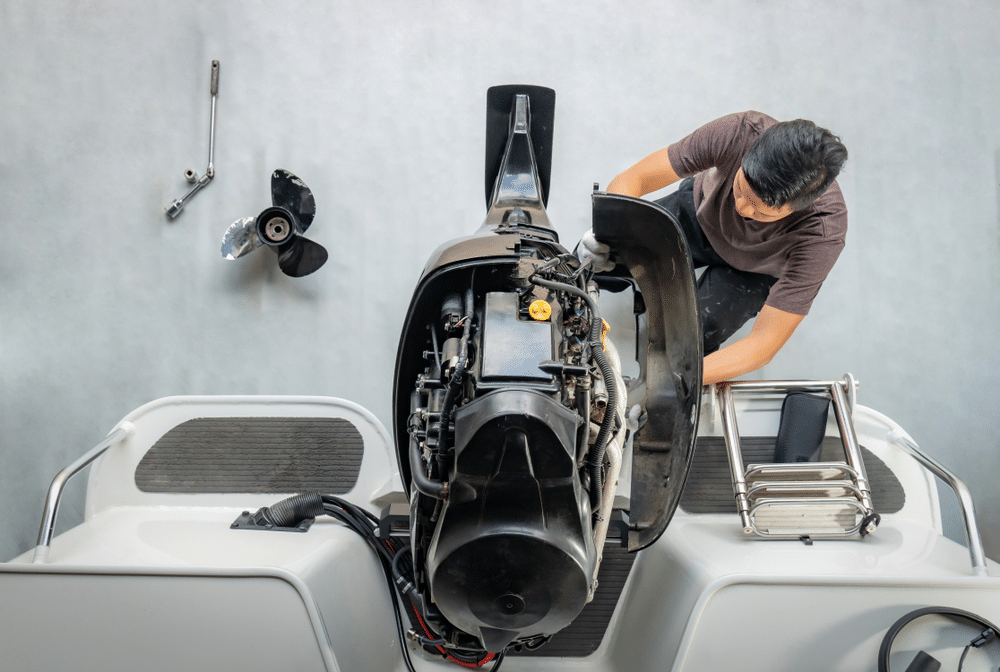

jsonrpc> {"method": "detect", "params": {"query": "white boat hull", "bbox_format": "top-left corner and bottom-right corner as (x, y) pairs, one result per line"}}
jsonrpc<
(3, 389), (997, 671)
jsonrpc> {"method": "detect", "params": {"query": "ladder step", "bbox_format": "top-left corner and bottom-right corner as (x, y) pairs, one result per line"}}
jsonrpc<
(749, 498), (866, 537)
(747, 480), (861, 502)
(745, 461), (859, 483)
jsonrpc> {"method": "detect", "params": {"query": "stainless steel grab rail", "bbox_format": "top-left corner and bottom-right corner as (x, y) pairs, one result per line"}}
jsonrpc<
(31, 423), (133, 564)
(887, 430), (989, 577)
(719, 383), (753, 533)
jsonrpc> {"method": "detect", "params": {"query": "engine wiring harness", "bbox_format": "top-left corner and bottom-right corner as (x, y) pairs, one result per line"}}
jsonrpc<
(240, 493), (507, 671)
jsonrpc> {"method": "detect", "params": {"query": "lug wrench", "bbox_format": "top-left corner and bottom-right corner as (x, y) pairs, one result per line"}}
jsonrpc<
(166, 60), (219, 218)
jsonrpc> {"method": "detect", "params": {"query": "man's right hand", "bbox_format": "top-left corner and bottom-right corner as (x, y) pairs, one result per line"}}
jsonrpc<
(577, 230), (615, 272)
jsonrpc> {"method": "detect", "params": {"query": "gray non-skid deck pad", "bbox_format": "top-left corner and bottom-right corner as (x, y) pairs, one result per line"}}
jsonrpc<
(680, 436), (905, 515)
(513, 530), (636, 658)
(135, 417), (363, 494)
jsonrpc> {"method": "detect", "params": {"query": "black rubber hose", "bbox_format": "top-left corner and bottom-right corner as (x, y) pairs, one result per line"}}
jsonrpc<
(379, 546), (419, 672)
(409, 288), (472, 500)
(877, 606), (1000, 672)
(530, 275), (617, 509)
(311, 495), (418, 672)
(321, 496), (395, 565)
(588, 337), (619, 508)
(390, 545), (430, 621)
(390, 545), (413, 591)
(262, 493), (326, 528)
(409, 433), (449, 499)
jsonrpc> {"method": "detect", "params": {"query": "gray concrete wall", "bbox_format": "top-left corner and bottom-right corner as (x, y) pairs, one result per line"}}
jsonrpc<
(2, 1), (998, 561)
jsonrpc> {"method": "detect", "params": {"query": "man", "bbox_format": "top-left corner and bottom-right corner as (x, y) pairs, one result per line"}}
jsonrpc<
(580, 111), (848, 385)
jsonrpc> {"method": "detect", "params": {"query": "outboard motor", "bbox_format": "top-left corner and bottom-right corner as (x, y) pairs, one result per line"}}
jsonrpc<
(392, 85), (702, 656)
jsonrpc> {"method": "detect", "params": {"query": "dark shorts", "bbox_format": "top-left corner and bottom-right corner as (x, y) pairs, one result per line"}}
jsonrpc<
(654, 178), (777, 354)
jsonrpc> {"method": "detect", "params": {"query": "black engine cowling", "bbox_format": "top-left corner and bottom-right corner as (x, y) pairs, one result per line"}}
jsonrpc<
(391, 85), (702, 656)
(399, 236), (605, 652)
(415, 285), (598, 652)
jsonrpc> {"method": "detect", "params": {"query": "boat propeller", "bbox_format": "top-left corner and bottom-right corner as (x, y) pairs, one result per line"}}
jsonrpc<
(221, 169), (329, 277)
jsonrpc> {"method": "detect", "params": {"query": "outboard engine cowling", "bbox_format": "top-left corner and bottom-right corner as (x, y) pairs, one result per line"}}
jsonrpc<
(392, 85), (702, 657)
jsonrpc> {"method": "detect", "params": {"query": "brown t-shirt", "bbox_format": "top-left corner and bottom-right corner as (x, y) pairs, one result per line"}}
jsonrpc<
(667, 111), (847, 316)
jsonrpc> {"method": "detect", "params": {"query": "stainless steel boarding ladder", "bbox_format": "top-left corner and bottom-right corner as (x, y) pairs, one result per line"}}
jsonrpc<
(717, 375), (879, 539)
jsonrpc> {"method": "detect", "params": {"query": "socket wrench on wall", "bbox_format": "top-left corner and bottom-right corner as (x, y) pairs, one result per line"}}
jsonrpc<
(165, 60), (219, 219)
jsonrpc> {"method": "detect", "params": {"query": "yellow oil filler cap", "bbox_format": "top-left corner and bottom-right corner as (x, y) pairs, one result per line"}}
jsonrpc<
(601, 319), (611, 349)
(528, 299), (552, 321)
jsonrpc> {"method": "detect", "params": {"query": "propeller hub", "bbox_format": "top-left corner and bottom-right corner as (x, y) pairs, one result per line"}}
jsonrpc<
(265, 217), (292, 242)
(256, 206), (297, 246)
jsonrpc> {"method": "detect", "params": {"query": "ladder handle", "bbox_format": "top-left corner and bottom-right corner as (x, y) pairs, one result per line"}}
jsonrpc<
(719, 385), (752, 533)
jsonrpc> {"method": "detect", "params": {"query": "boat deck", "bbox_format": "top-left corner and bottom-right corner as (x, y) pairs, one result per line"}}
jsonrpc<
(2, 387), (998, 671)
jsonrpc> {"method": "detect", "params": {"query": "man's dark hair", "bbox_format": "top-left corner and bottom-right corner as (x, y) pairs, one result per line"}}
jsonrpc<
(741, 119), (848, 211)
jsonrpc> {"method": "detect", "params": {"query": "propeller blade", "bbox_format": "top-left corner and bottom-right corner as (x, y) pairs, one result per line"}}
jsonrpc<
(277, 236), (328, 277)
(271, 169), (316, 232)
(221, 217), (261, 260)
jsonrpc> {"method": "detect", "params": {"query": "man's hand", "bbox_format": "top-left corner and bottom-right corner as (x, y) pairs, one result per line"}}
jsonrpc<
(577, 230), (615, 272)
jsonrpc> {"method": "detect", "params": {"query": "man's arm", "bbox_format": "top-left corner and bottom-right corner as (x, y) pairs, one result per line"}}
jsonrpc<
(702, 305), (804, 385)
(607, 148), (682, 197)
